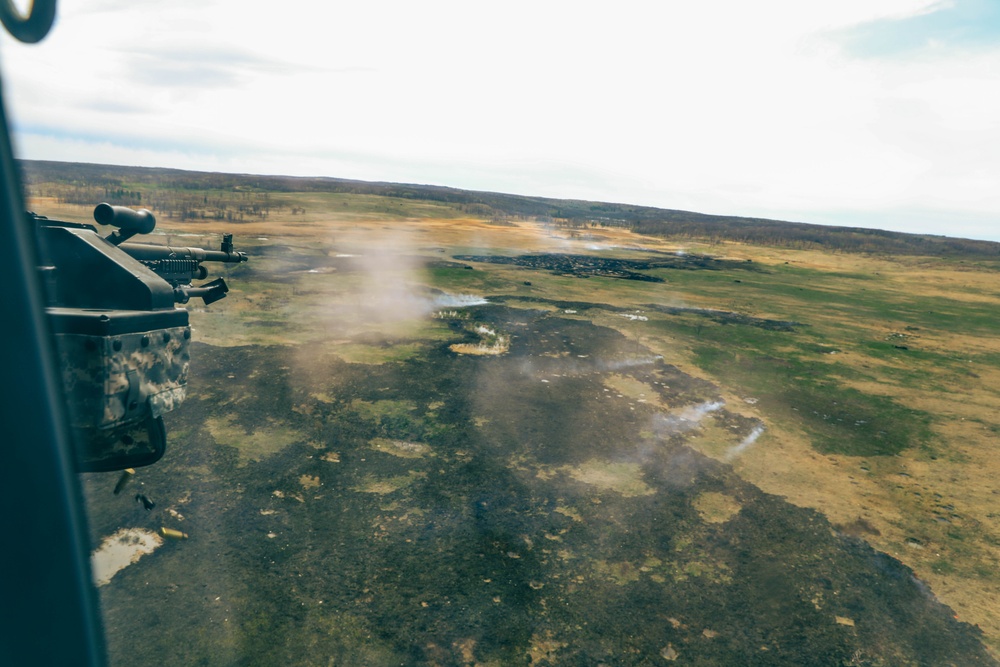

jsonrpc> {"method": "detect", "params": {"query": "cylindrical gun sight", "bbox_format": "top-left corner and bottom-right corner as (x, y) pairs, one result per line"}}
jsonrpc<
(94, 203), (156, 234)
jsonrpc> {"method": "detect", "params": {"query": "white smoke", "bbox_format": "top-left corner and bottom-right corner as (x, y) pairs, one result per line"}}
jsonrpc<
(725, 424), (765, 461)
(680, 400), (726, 422)
(310, 225), (488, 333)
(598, 355), (663, 372)
(652, 400), (725, 436)
(431, 293), (488, 309)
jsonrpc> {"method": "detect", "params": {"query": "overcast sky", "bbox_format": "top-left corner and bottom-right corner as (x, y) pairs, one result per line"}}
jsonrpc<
(1, 0), (998, 240)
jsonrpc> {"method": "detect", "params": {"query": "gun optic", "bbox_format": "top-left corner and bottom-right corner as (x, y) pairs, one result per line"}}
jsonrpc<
(95, 203), (156, 245)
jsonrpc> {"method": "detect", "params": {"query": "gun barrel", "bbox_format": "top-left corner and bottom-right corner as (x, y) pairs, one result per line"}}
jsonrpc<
(119, 242), (248, 264)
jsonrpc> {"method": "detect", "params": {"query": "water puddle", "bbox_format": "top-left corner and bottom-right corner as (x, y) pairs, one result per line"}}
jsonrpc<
(91, 528), (163, 587)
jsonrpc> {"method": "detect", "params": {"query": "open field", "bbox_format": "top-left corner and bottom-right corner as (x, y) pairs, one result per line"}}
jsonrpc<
(28, 168), (1000, 664)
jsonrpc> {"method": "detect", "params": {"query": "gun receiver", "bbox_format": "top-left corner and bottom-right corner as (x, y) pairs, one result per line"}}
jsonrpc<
(119, 238), (248, 304)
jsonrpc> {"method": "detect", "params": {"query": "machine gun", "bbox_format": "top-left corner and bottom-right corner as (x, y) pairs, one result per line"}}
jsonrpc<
(33, 203), (248, 472)
(94, 202), (247, 304)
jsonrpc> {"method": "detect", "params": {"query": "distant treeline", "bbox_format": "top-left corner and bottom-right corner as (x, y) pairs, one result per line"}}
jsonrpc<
(19, 159), (1000, 257)
(22, 160), (276, 222)
(42, 186), (273, 223)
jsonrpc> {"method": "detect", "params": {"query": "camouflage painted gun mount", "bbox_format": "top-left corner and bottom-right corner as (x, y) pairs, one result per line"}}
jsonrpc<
(34, 203), (246, 471)
(54, 324), (190, 471)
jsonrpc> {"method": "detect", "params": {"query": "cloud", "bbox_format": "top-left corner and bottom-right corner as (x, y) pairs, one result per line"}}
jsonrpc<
(116, 43), (309, 90)
(80, 97), (152, 115)
(3, 1), (1000, 241)
(833, 0), (1000, 57)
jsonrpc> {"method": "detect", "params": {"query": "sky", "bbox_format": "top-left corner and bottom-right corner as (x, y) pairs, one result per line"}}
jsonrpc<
(1, 0), (998, 240)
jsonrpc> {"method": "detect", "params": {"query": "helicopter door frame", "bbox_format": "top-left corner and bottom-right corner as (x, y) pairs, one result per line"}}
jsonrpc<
(0, 0), (107, 663)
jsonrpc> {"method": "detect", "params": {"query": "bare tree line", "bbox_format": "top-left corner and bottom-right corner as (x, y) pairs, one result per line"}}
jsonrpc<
(20, 159), (1000, 257)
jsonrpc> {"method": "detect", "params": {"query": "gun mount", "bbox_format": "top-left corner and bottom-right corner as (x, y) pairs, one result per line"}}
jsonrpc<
(33, 203), (249, 471)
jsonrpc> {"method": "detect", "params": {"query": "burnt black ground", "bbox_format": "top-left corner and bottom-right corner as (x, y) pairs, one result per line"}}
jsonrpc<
(82, 306), (996, 666)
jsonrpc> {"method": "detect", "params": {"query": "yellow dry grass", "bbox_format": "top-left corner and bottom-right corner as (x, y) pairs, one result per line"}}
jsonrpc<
(205, 414), (302, 466)
(692, 491), (743, 524)
(564, 460), (655, 497)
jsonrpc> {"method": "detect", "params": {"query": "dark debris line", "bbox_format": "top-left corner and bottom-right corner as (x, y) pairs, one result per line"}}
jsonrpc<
(490, 294), (805, 332)
(453, 252), (762, 282)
